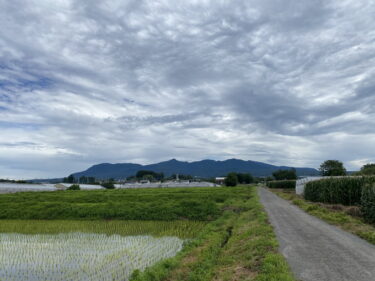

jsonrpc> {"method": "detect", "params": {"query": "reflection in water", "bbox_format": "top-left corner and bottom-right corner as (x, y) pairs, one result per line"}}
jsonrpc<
(0, 233), (184, 281)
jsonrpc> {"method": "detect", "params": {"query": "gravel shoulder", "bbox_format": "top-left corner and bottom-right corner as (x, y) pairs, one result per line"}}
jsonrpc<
(259, 187), (375, 281)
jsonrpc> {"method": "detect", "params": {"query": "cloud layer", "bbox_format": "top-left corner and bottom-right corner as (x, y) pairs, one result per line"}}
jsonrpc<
(1, 0), (375, 178)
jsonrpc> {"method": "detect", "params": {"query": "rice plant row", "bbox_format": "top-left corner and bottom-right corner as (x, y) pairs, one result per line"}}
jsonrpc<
(0, 233), (184, 281)
(0, 220), (205, 239)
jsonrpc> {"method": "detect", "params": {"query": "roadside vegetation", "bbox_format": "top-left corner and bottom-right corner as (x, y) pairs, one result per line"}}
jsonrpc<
(130, 186), (295, 281)
(270, 189), (375, 245)
(304, 176), (375, 223)
(264, 169), (297, 189)
(266, 180), (296, 189)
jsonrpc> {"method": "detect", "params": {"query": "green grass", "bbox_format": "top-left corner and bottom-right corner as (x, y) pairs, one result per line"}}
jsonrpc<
(130, 186), (296, 281)
(0, 220), (206, 239)
(0, 186), (296, 280)
(271, 189), (375, 245)
(0, 187), (249, 220)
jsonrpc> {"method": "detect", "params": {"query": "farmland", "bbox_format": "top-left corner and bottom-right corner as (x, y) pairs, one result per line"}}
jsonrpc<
(0, 187), (240, 220)
(0, 186), (295, 280)
(0, 233), (184, 281)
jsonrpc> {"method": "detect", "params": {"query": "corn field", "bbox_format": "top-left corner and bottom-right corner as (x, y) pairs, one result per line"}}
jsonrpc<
(361, 184), (375, 223)
(0, 233), (184, 281)
(304, 176), (375, 205)
(266, 180), (296, 189)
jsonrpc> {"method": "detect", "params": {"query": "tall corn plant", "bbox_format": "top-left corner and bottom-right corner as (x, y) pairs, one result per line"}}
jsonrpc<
(304, 176), (375, 206)
(361, 184), (375, 223)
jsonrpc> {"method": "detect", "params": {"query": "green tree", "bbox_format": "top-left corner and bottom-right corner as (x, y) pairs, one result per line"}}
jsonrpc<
(79, 176), (88, 184)
(272, 169), (297, 180)
(135, 170), (164, 181)
(225, 172), (238, 187)
(360, 163), (375, 175)
(88, 177), (96, 184)
(237, 173), (253, 184)
(319, 160), (347, 176)
(66, 174), (75, 183)
(143, 174), (154, 181)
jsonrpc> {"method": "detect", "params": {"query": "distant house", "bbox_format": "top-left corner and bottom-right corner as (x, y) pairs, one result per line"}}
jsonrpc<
(215, 177), (226, 185)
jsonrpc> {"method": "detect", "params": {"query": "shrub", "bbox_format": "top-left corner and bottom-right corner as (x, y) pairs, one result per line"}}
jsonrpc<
(304, 176), (375, 206)
(101, 182), (115, 189)
(67, 184), (80, 190)
(267, 180), (296, 189)
(361, 184), (375, 223)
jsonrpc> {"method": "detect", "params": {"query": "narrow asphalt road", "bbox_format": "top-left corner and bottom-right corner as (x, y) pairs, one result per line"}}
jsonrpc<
(259, 187), (375, 281)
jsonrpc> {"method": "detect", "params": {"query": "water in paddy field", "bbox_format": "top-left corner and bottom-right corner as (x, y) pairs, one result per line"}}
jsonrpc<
(0, 233), (184, 281)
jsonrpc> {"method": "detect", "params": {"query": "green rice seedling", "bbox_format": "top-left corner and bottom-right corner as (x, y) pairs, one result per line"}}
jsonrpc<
(0, 233), (184, 281)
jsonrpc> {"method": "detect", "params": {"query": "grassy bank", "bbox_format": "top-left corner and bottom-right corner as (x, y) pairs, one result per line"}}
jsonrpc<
(130, 186), (296, 281)
(270, 189), (375, 245)
(0, 187), (249, 220)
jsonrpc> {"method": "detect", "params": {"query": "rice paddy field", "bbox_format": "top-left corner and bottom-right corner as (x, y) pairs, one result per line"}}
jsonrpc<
(0, 233), (183, 281)
(0, 186), (296, 281)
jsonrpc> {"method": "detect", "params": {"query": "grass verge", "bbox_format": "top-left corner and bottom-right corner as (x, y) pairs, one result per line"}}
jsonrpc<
(270, 189), (375, 245)
(130, 186), (296, 281)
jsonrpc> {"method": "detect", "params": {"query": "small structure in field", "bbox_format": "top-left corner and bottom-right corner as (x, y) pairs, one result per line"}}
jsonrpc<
(215, 177), (226, 185)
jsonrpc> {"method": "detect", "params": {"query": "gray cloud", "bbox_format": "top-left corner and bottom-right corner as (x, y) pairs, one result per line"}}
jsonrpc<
(0, 0), (375, 178)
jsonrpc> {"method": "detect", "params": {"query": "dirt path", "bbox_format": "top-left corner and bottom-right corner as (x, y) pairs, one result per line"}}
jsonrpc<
(259, 187), (375, 281)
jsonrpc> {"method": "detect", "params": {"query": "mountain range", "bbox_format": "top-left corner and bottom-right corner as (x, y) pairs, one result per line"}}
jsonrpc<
(70, 159), (319, 179)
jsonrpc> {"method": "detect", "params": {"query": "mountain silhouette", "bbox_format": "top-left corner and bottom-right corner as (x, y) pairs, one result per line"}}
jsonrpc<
(72, 159), (319, 179)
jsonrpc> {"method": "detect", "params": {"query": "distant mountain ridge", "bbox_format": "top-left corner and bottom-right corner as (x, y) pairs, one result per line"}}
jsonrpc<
(71, 159), (319, 179)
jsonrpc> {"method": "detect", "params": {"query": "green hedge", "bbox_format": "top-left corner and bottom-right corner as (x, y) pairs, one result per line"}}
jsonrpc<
(267, 180), (296, 189)
(361, 184), (375, 223)
(304, 177), (375, 206)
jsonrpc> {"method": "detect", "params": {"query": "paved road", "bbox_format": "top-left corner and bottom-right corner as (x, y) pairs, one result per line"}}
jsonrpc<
(259, 187), (375, 281)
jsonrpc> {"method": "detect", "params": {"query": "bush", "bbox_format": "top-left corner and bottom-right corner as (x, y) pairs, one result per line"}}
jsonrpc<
(304, 176), (375, 206)
(101, 182), (115, 189)
(67, 184), (80, 190)
(267, 180), (296, 189)
(361, 184), (375, 223)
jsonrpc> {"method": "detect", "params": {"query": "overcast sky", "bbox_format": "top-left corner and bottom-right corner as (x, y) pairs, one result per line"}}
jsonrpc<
(1, 0), (375, 179)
